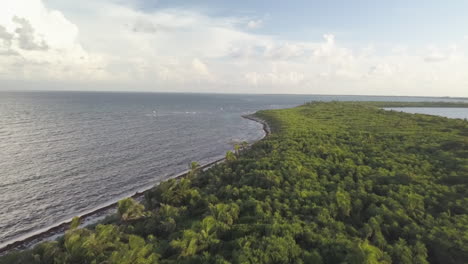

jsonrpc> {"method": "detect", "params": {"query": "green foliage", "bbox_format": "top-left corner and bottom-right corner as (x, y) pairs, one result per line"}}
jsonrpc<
(109, 235), (159, 264)
(347, 240), (391, 264)
(69, 217), (81, 230)
(188, 162), (201, 178)
(171, 216), (221, 257)
(226, 151), (237, 162)
(335, 189), (351, 217)
(118, 198), (146, 222)
(210, 203), (240, 227)
(236, 235), (302, 264)
(2, 102), (467, 264)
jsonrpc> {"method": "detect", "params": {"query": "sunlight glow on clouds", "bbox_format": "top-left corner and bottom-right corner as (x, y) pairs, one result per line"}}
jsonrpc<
(0, 0), (467, 96)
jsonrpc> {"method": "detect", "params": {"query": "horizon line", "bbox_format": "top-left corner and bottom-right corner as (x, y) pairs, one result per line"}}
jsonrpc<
(1, 89), (467, 100)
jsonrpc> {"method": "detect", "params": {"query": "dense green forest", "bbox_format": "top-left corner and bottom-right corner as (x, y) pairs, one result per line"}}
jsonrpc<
(1, 102), (467, 264)
(354, 101), (468, 108)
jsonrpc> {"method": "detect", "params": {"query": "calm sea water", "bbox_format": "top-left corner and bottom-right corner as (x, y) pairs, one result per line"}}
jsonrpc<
(0, 92), (467, 248)
(384, 107), (468, 119)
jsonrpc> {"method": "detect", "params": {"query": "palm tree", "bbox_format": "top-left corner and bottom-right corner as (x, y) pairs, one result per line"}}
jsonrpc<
(234, 144), (241, 157)
(109, 235), (160, 264)
(69, 217), (81, 230)
(118, 198), (146, 222)
(171, 216), (220, 257)
(210, 203), (240, 227)
(160, 178), (192, 206)
(241, 141), (249, 151)
(225, 151), (237, 162)
(347, 240), (390, 264)
(188, 161), (201, 177)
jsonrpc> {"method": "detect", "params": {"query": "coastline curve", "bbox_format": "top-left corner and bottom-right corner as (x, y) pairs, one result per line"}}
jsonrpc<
(0, 113), (270, 255)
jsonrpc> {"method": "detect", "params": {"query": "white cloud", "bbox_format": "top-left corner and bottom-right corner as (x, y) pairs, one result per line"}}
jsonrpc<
(423, 45), (459, 63)
(12, 16), (49, 51)
(0, 0), (467, 96)
(424, 53), (447, 63)
(132, 18), (158, 34)
(245, 70), (305, 87)
(247, 19), (263, 29)
(192, 58), (214, 81)
(0, 25), (14, 46)
(0, 0), (107, 81)
(424, 46), (449, 63)
(368, 63), (393, 76)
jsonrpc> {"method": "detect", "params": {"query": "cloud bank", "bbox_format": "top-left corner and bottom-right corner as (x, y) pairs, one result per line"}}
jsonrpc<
(0, 0), (467, 96)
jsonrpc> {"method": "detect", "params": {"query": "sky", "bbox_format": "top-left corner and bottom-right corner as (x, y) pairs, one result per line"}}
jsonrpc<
(0, 0), (468, 96)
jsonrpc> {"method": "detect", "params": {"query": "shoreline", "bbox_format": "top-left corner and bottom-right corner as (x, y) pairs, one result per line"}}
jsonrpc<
(242, 114), (271, 136)
(0, 114), (270, 255)
(0, 159), (224, 254)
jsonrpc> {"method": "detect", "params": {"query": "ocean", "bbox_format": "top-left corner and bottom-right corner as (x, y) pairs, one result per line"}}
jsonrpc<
(0, 91), (467, 249)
